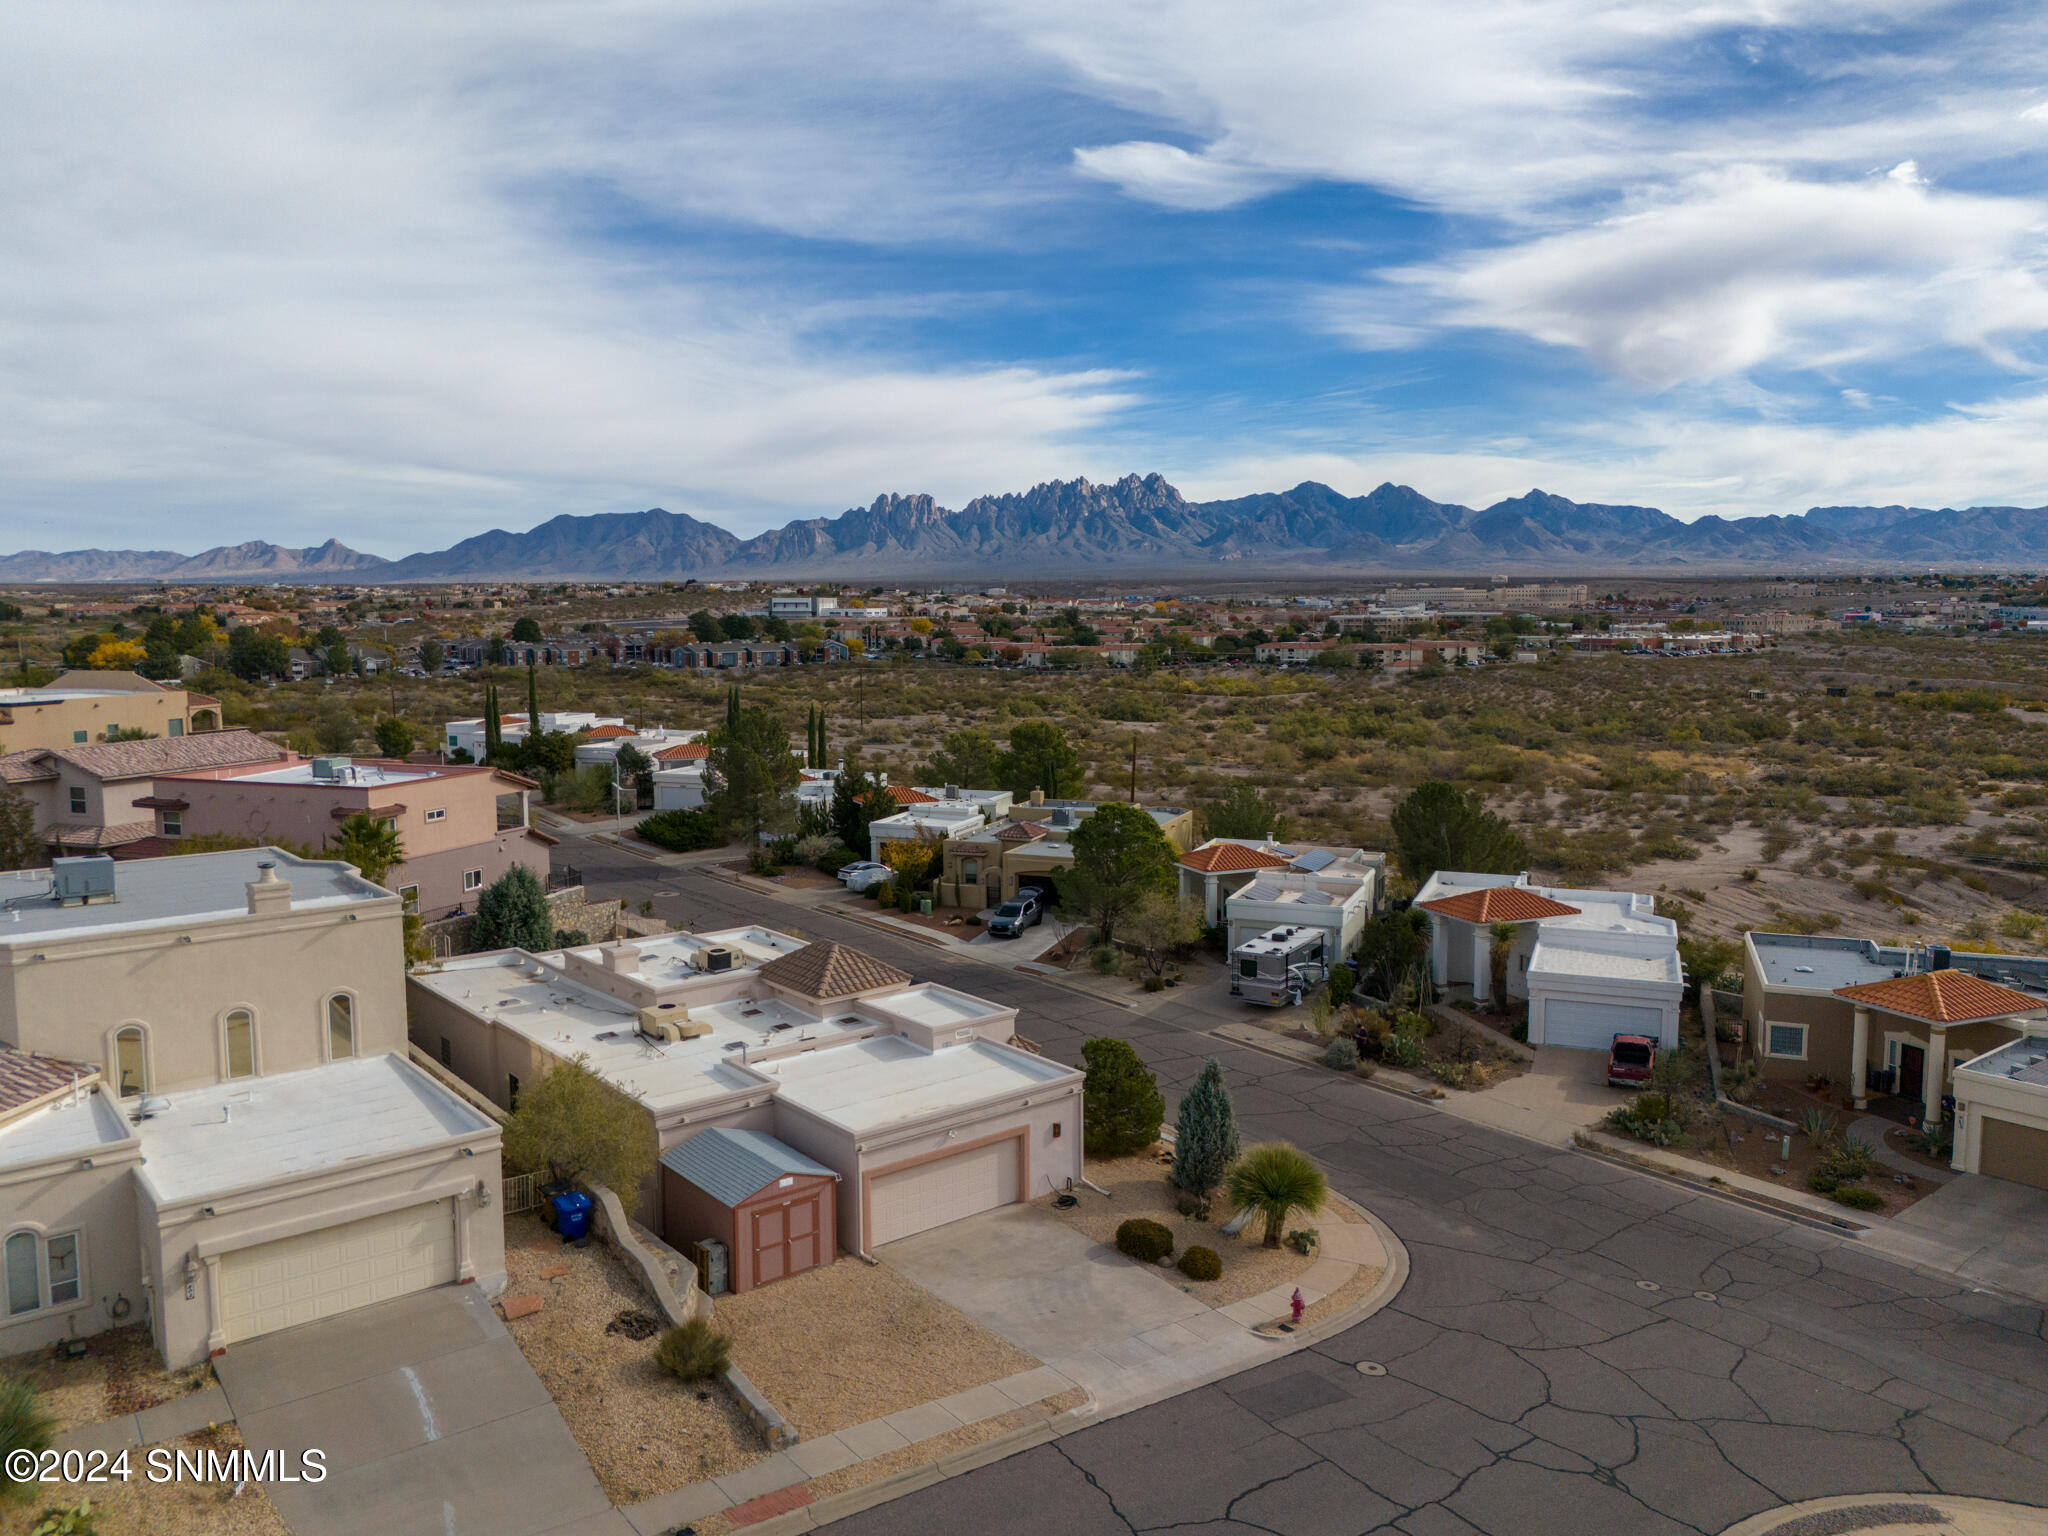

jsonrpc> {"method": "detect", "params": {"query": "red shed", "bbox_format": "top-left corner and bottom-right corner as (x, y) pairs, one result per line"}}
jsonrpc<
(659, 1128), (841, 1292)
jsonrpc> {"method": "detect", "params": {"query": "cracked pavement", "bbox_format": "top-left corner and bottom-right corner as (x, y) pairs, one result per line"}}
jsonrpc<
(572, 848), (2048, 1536)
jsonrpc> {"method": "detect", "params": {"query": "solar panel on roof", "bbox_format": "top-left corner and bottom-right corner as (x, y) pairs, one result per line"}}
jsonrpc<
(1291, 849), (1335, 872)
(1297, 889), (1336, 905)
(1242, 881), (1281, 901)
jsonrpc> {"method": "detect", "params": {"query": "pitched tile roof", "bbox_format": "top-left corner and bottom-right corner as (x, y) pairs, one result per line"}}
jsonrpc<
(1420, 888), (1582, 924)
(1180, 841), (1293, 874)
(1833, 968), (2048, 1024)
(0, 750), (58, 785)
(994, 821), (1047, 843)
(49, 821), (159, 850)
(877, 787), (940, 805)
(653, 742), (709, 762)
(39, 729), (289, 781)
(583, 724), (637, 739)
(755, 940), (910, 1000)
(0, 1045), (96, 1115)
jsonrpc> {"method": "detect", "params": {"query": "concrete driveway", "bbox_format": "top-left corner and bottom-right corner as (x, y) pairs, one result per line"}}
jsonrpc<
(1872, 1172), (2048, 1304)
(881, 1204), (1274, 1421)
(1435, 1043), (1630, 1145)
(216, 1286), (625, 1536)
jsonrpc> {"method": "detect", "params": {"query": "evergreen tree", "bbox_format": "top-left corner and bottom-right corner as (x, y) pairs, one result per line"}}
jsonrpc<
(526, 661), (541, 732)
(706, 704), (800, 841)
(471, 864), (553, 948)
(815, 705), (827, 767)
(1068, 801), (1177, 944)
(483, 684), (502, 757)
(1170, 1058), (1240, 1196)
(1081, 1037), (1165, 1156)
(726, 685), (740, 730)
(1390, 780), (1528, 888)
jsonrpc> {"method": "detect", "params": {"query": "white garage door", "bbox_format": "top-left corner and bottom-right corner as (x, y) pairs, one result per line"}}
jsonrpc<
(870, 1140), (1019, 1247)
(1540, 998), (1663, 1052)
(219, 1201), (456, 1344)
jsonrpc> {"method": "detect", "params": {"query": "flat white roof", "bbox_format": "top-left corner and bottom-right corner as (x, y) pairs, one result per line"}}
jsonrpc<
(0, 1092), (131, 1171)
(1529, 942), (1682, 985)
(135, 1054), (490, 1205)
(0, 848), (389, 943)
(873, 984), (1004, 1027)
(763, 1035), (1073, 1133)
(228, 761), (436, 788)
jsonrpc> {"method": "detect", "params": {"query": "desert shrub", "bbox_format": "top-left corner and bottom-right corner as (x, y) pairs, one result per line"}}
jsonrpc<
(1177, 1245), (1222, 1281)
(1833, 1186), (1885, 1211)
(636, 809), (723, 852)
(552, 928), (589, 948)
(1604, 1091), (1687, 1146)
(1723, 1059), (1761, 1102)
(1808, 1172), (1839, 1194)
(1326, 964), (1355, 1009)
(1116, 1217), (1174, 1263)
(792, 834), (838, 866)
(1322, 1037), (1359, 1071)
(1427, 1060), (1468, 1087)
(1819, 1138), (1876, 1182)
(1090, 943), (1122, 975)
(1285, 1227), (1320, 1255)
(1142, 974), (1166, 992)
(1798, 1107), (1839, 1145)
(816, 845), (858, 877)
(1, 1375), (53, 1506)
(1385, 1031), (1424, 1070)
(654, 1319), (732, 1382)
(869, 880), (893, 904)
(1226, 1143), (1328, 1248)
(747, 846), (782, 877)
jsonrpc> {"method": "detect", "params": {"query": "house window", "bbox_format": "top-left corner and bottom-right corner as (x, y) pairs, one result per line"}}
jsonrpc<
(161, 811), (182, 836)
(439, 1036), (452, 1067)
(224, 1009), (255, 1080)
(327, 994), (355, 1059)
(961, 859), (980, 883)
(425, 808), (446, 822)
(68, 787), (86, 814)
(168, 718), (183, 736)
(5, 1231), (78, 1315)
(114, 1026), (147, 1098)
(1765, 1022), (1808, 1060)
(72, 730), (87, 744)
(507, 1073), (520, 1111)
(463, 868), (483, 891)
(398, 885), (419, 911)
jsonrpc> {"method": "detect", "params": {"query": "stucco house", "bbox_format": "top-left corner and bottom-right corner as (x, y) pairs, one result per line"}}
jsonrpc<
(1740, 933), (2048, 1124)
(0, 729), (289, 857)
(935, 793), (1194, 910)
(1416, 872), (1684, 1050)
(408, 933), (1081, 1282)
(1177, 838), (1384, 931)
(1951, 1033), (2048, 1189)
(0, 849), (503, 1366)
(0, 671), (220, 756)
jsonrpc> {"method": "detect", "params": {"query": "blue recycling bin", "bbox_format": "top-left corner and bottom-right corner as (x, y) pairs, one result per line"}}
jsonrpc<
(551, 1191), (592, 1241)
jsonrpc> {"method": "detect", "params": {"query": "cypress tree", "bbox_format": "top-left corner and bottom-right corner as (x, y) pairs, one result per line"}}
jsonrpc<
(1170, 1058), (1240, 1196)
(526, 661), (540, 732)
(483, 684), (500, 758)
(817, 705), (827, 768)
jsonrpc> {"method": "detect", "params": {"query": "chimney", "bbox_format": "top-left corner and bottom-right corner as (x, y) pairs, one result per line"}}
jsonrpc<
(1030, 789), (1045, 807)
(246, 860), (292, 916)
(603, 943), (640, 974)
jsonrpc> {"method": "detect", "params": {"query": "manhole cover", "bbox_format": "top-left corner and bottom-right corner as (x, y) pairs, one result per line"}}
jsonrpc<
(654, 889), (679, 897)
(1356, 1362), (1387, 1376)
(1694, 1290), (1718, 1302)
(1636, 1280), (1661, 1292)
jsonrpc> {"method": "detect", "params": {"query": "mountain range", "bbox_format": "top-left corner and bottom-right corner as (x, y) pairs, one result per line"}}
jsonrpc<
(9, 475), (2048, 582)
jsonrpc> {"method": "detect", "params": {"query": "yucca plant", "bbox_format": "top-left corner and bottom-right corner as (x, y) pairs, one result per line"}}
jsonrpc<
(1, 1375), (53, 1506)
(1798, 1107), (1839, 1146)
(1226, 1143), (1328, 1249)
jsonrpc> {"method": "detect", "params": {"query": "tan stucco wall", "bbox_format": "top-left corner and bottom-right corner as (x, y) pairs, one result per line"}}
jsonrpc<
(0, 890), (407, 1096)
(0, 688), (195, 756)
(0, 1141), (144, 1359)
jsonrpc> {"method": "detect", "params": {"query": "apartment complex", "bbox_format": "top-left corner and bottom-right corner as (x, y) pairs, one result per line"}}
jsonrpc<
(0, 850), (502, 1365)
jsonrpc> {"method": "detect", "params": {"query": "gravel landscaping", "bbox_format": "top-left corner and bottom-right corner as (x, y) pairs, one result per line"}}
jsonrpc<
(715, 1256), (1039, 1438)
(1043, 1150), (1323, 1304)
(0, 1325), (213, 1435)
(499, 1213), (759, 1505)
(0, 1425), (285, 1536)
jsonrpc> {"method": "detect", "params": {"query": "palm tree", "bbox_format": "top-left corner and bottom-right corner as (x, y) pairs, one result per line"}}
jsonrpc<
(331, 813), (406, 888)
(1226, 1143), (1327, 1249)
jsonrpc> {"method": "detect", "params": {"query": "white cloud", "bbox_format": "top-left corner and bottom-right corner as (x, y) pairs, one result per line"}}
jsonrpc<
(1360, 168), (2048, 386)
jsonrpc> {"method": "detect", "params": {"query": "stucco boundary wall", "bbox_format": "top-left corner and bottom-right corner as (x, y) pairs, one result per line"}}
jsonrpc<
(422, 886), (625, 956)
(585, 1179), (798, 1451)
(1701, 984), (1798, 1135)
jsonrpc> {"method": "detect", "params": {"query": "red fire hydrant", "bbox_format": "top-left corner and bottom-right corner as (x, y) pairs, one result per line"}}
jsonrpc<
(1290, 1288), (1305, 1324)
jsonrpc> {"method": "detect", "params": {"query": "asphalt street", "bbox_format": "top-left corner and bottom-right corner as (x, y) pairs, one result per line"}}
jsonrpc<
(566, 841), (2048, 1536)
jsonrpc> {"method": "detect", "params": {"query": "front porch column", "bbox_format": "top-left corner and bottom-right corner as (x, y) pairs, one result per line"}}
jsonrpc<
(1430, 918), (1448, 987)
(1471, 925), (1492, 1004)
(1923, 1027), (1946, 1125)
(202, 1254), (226, 1357)
(1205, 874), (1218, 926)
(1850, 1006), (1870, 1110)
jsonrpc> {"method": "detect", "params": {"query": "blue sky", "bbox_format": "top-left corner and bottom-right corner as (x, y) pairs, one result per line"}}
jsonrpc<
(6, 1), (2048, 556)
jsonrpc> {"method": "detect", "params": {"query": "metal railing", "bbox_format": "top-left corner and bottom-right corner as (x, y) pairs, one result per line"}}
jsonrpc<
(548, 864), (580, 890)
(502, 1173), (540, 1215)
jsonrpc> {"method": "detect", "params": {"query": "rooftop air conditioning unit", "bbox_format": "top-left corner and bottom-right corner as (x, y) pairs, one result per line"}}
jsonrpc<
(697, 945), (737, 974)
(638, 1004), (710, 1041)
(310, 756), (351, 780)
(51, 855), (117, 906)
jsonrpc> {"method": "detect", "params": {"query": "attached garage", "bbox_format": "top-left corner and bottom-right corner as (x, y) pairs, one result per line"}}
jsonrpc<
(868, 1135), (1021, 1248)
(1537, 998), (1666, 1053)
(660, 1128), (840, 1293)
(218, 1200), (457, 1345)
(1977, 1114), (2048, 1191)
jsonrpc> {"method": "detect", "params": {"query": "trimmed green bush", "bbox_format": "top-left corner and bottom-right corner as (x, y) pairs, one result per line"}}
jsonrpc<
(1116, 1217), (1174, 1264)
(636, 808), (724, 852)
(1177, 1245), (1222, 1281)
(654, 1319), (732, 1382)
(1082, 1038), (1165, 1156)
(1833, 1186), (1885, 1211)
(1807, 1172), (1839, 1194)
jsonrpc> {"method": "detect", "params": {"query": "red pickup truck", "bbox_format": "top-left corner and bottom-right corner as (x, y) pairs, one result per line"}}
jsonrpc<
(1607, 1034), (1657, 1089)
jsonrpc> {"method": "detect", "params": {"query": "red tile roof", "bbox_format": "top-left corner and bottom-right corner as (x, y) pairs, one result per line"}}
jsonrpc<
(583, 725), (637, 739)
(1180, 842), (1293, 874)
(1833, 969), (2047, 1024)
(653, 742), (709, 762)
(0, 1045), (96, 1115)
(1420, 888), (1581, 924)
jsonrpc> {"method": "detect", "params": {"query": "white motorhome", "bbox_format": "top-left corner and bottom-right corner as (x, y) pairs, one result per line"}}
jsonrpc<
(1230, 924), (1330, 1007)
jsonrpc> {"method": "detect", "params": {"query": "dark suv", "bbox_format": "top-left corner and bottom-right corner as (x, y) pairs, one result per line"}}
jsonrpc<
(987, 893), (1044, 938)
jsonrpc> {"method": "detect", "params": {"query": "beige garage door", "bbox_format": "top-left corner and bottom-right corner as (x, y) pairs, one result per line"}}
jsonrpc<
(219, 1201), (456, 1344)
(1979, 1114), (2048, 1191)
(869, 1140), (1019, 1247)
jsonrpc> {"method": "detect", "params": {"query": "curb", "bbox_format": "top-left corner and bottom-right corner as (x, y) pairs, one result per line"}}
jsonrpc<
(1570, 1133), (1869, 1236)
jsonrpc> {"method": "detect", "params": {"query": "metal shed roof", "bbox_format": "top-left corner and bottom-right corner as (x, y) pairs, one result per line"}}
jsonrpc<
(658, 1128), (839, 1207)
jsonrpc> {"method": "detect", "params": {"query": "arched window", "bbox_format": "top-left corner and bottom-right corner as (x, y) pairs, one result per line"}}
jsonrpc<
(114, 1026), (147, 1099)
(224, 1010), (255, 1080)
(5, 1232), (37, 1315)
(327, 994), (355, 1059)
